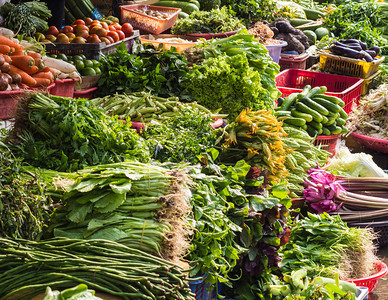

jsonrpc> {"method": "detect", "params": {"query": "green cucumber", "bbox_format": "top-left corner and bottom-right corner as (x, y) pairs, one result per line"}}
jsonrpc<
(317, 128), (323, 135)
(339, 108), (348, 119)
(313, 94), (340, 104)
(312, 98), (341, 113)
(321, 127), (331, 136)
(178, 11), (189, 18)
(306, 86), (324, 99)
(335, 118), (346, 126)
(277, 97), (284, 106)
(325, 117), (336, 126)
(295, 102), (323, 123)
(291, 109), (313, 122)
(290, 18), (314, 26)
(306, 127), (319, 137)
(326, 124), (342, 134)
(341, 126), (349, 134)
(302, 124), (308, 130)
(275, 110), (292, 117)
(296, 85), (312, 100)
(326, 111), (339, 119)
(321, 115), (328, 124)
(300, 97), (329, 116)
(308, 120), (323, 130)
(284, 117), (307, 127)
(153, 1), (199, 14)
(281, 93), (298, 111)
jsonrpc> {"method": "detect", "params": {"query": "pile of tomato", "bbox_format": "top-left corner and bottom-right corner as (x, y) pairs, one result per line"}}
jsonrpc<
(36, 18), (134, 44)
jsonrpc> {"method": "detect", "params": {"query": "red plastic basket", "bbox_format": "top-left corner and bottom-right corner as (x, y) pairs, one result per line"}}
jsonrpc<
(351, 132), (388, 153)
(0, 83), (55, 120)
(275, 69), (364, 114)
(185, 30), (239, 40)
(121, 5), (181, 34)
(279, 53), (309, 71)
(73, 87), (98, 100)
(51, 79), (78, 98)
(346, 260), (388, 293)
(313, 134), (341, 155)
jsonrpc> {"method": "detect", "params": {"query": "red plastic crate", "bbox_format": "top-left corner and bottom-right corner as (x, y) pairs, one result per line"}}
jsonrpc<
(313, 134), (340, 156)
(73, 87), (98, 100)
(275, 69), (364, 114)
(279, 53), (309, 71)
(51, 79), (78, 98)
(0, 83), (55, 120)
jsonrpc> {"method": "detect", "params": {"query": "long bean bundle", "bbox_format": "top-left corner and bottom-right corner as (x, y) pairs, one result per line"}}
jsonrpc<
(0, 237), (195, 300)
(50, 161), (191, 263)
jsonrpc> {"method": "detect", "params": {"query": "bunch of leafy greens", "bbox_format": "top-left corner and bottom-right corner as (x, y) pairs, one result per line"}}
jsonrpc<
(0, 139), (52, 240)
(8, 93), (150, 172)
(220, 0), (281, 27)
(324, 1), (388, 54)
(171, 7), (245, 34)
(202, 31), (281, 108)
(142, 106), (217, 163)
(98, 42), (191, 100)
(183, 53), (269, 119)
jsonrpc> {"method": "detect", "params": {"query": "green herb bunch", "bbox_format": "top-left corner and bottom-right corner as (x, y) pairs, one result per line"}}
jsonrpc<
(142, 105), (218, 163)
(183, 53), (269, 119)
(0, 140), (52, 240)
(171, 7), (245, 34)
(98, 42), (191, 100)
(8, 93), (150, 172)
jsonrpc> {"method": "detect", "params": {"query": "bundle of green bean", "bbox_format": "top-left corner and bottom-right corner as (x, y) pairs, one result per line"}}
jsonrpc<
(91, 92), (212, 123)
(50, 161), (190, 262)
(0, 237), (194, 300)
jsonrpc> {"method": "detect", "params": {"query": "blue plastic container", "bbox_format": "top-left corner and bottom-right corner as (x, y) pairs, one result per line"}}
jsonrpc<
(189, 275), (223, 300)
(265, 41), (288, 64)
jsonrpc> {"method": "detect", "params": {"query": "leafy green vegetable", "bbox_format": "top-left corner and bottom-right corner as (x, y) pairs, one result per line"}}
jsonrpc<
(44, 284), (102, 300)
(7, 93), (150, 172)
(98, 42), (191, 100)
(171, 7), (245, 34)
(183, 53), (269, 119)
(0, 139), (52, 240)
(142, 106), (217, 163)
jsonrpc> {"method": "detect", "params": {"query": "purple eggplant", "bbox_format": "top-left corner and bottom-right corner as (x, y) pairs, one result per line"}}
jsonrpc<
(339, 39), (361, 44)
(334, 41), (362, 51)
(369, 46), (380, 56)
(359, 41), (367, 50)
(361, 51), (373, 62)
(331, 45), (365, 59)
(365, 50), (377, 58)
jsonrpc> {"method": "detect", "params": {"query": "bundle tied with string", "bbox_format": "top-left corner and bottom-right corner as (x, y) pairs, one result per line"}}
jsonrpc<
(49, 161), (192, 266)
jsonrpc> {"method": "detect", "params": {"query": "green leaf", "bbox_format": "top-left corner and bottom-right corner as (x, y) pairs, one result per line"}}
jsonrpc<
(89, 227), (128, 241)
(240, 224), (252, 247)
(271, 183), (289, 200)
(94, 192), (126, 213)
(109, 181), (132, 194)
(67, 202), (93, 223)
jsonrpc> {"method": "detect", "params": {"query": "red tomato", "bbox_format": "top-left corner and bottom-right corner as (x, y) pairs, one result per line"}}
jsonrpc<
(84, 17), (93, 26)
(107, 31), (119, 42)
(115, 30), (125, 40)
(111, 23), (121, 31)
(121, 23), (133, 37)
(60, 25), (74, 34)
(47, 26), (59, 37)
(87, 34), (101, 43)
(73, 19), (86, 26)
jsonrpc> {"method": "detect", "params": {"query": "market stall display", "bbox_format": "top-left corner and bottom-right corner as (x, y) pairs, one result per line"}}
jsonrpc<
(1, 0), (388, 298)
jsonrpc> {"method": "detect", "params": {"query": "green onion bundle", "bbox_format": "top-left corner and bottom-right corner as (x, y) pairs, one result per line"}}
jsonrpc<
(0, 237), (194, 300)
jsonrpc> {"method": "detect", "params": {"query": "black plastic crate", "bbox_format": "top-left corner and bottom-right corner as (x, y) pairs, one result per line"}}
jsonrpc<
(45, 30), (140, 59)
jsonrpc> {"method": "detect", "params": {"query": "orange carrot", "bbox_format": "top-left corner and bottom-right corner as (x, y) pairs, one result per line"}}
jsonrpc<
(10, 55), (35, 72)
(32, 77), (51, 87)
(0, 45), (11, 54)
(9, 65), (37, 87)
(10, 50), (26, 56)
(28, 52), (42, 60)
(3, 55), (12, 63)
(41, 66), (50, 73)
(24, 65), (39, 75)
(0, 36), (23, 51)
(32, 71), (54, 83)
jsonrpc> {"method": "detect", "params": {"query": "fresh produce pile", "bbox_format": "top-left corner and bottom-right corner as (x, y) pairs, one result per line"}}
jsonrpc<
(142, 106), (217, 163)
(330, 39), (381, 62)
(0, 1), (51, 37)
(64, 0), (95, 23)
(171, 7), (245, 34)
(38, 17), (133, 45)
(51, 53), (101, 76)
(6, 93), (150, 172)
(0, 142), (52, 240)
(50, 162), (190, 262)
(270, 18), (310, 54)
(0, 237), (194, 300)
(276, 86), (348, 137)
(280, 213), (378, 280)
(98, 42), (190, 99)
(153, 0), (200, 16)
(346, 83), (388, 139)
